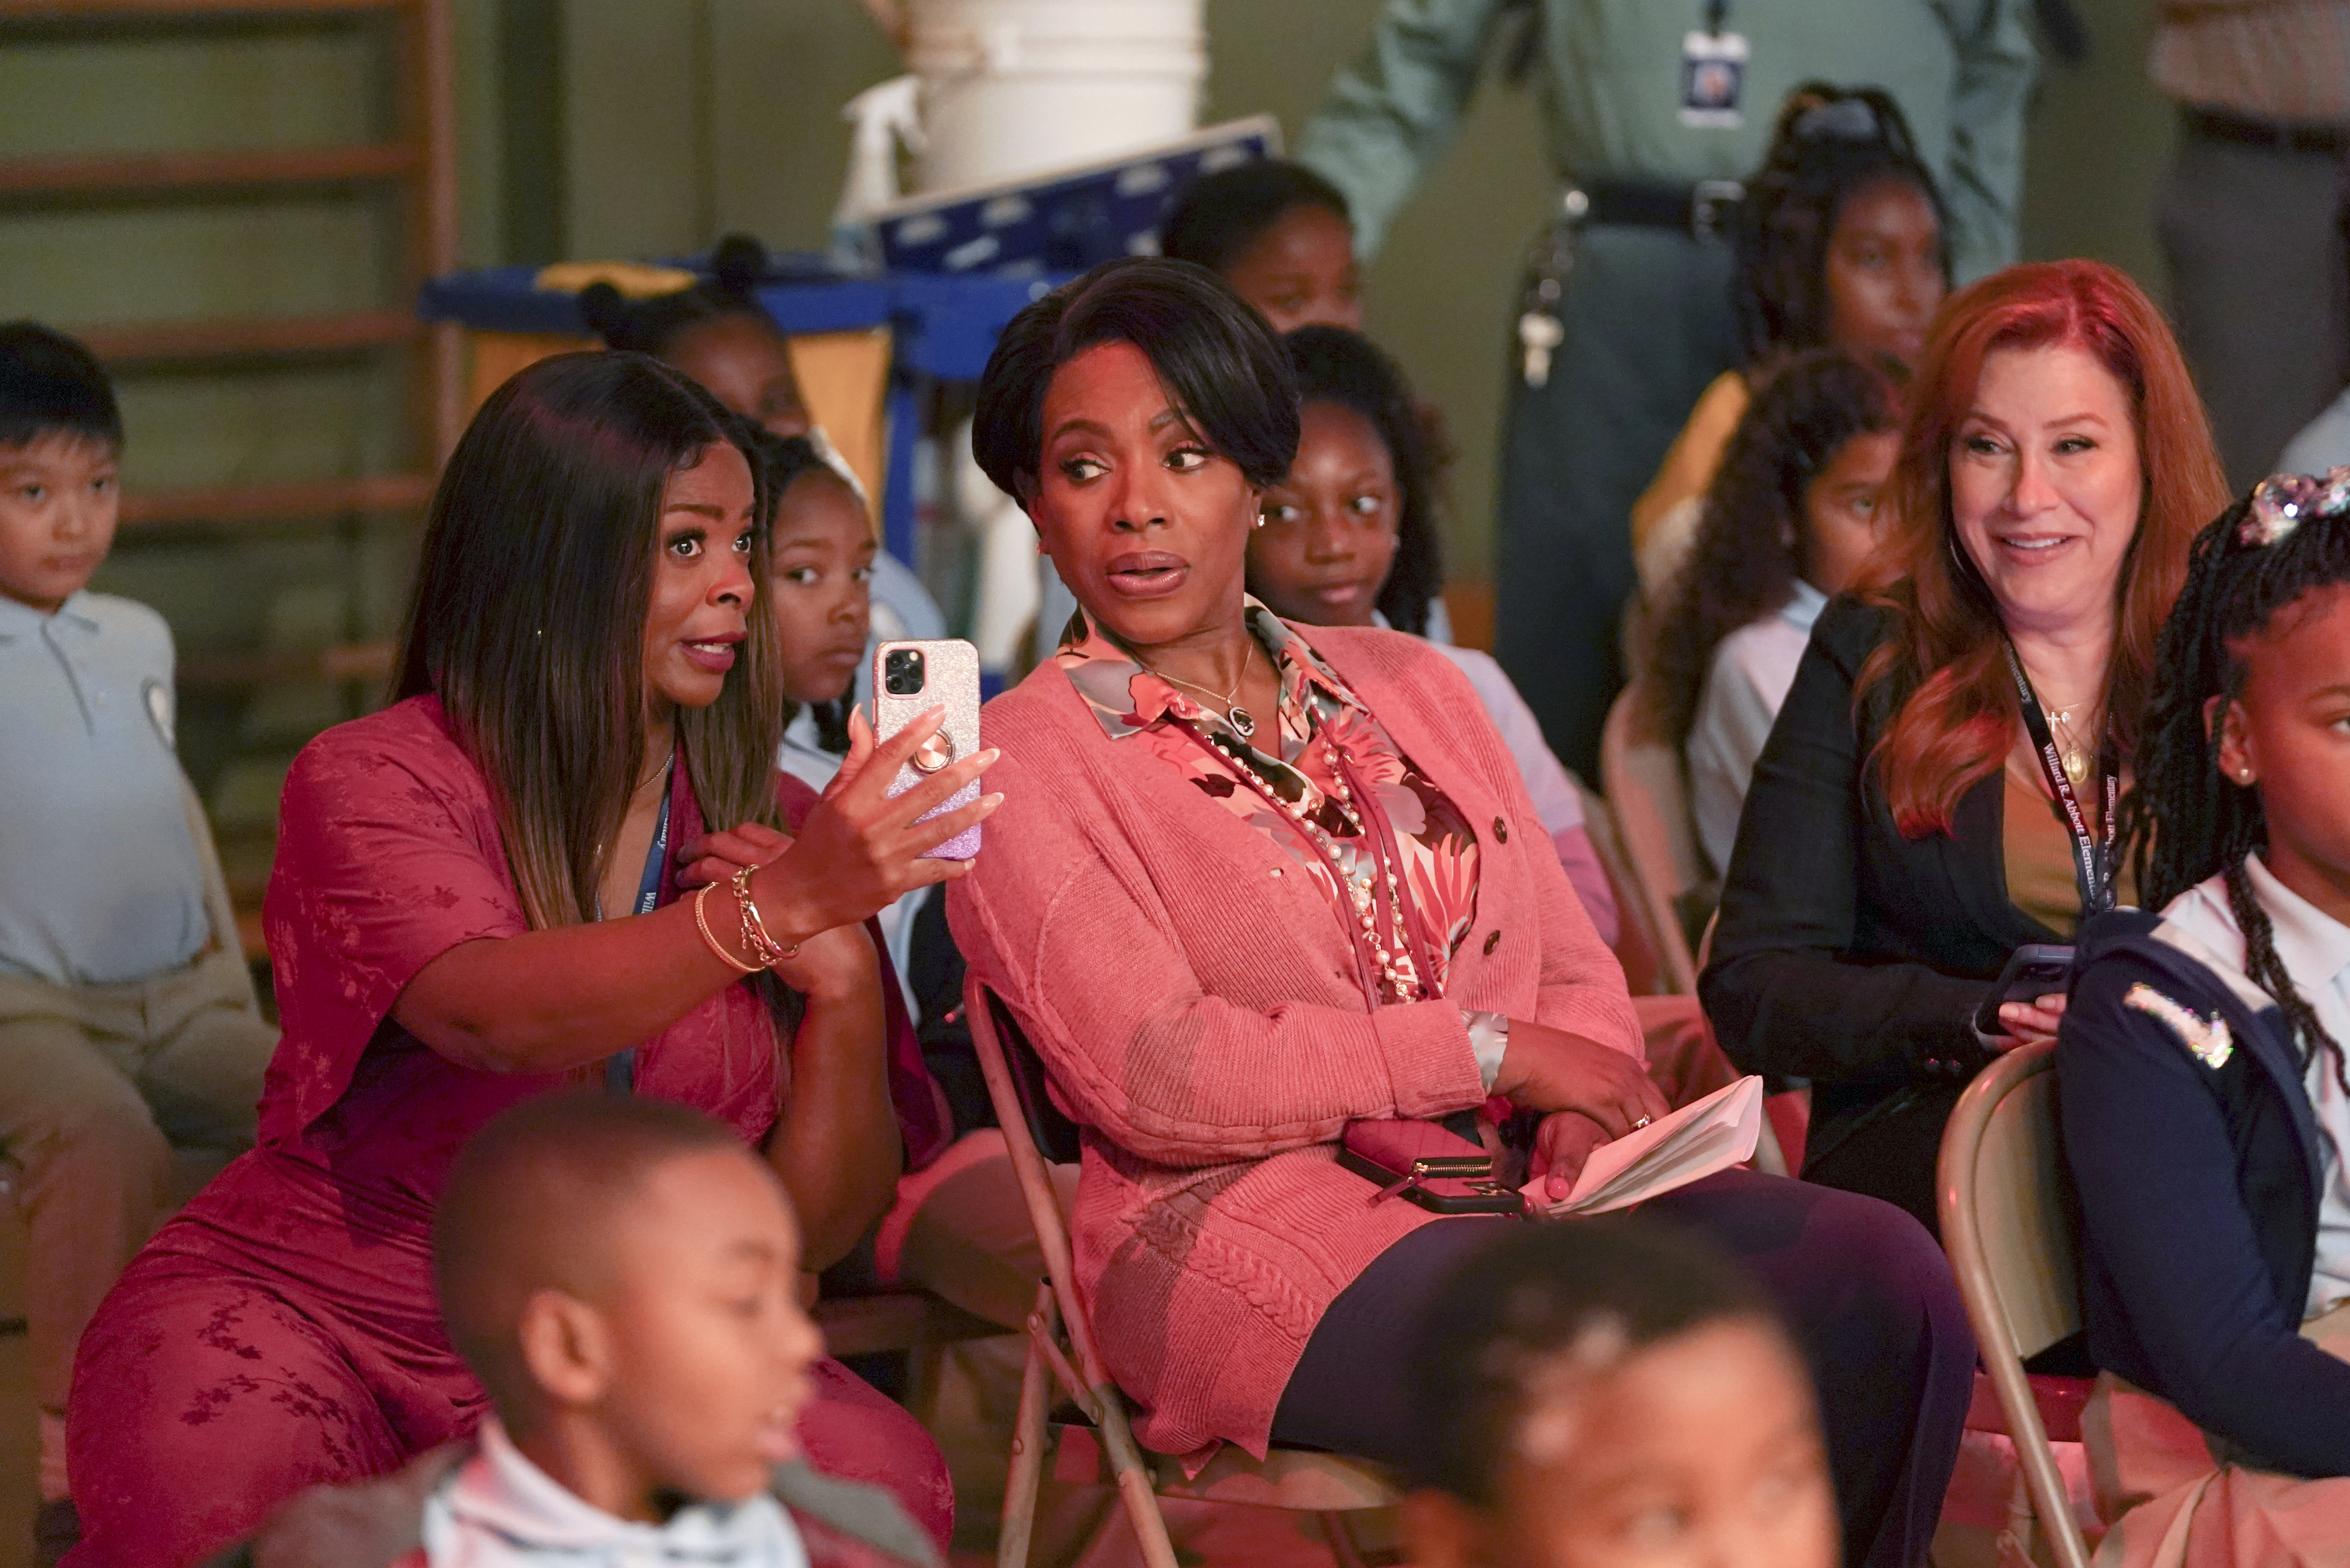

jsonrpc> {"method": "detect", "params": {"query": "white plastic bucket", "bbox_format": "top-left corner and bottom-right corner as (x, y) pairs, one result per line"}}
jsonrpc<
(907, 0), (1205, 193)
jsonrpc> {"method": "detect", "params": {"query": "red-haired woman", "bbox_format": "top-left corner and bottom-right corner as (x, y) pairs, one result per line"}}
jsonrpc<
(1701, 260), (2228, 1234)
(60, 352), (992, 1566)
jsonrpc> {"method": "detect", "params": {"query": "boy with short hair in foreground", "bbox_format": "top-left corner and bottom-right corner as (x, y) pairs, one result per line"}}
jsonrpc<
(1403, 1218), (1840, 1568)
(212, 1094), (938, 1567)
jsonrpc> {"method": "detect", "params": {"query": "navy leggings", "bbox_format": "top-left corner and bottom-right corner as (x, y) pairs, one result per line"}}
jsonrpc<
(1271, 1169), (1974, 1568)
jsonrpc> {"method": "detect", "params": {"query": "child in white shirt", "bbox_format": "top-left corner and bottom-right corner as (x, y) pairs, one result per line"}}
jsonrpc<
(212, 1094), (938, 1568)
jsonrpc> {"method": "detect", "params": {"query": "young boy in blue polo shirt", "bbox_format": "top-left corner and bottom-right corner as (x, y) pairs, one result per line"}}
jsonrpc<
(0, 322), (273, 1538)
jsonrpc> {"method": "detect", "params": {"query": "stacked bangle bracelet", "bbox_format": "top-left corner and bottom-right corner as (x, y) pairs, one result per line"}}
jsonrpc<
(692, 883), (760, 974)
(732, 864), (800, 966)
(689, 867), (801, 974)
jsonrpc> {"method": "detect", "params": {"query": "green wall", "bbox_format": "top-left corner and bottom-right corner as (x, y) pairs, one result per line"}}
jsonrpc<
(0, 0), (2182, 598)
(0, 0), (2178, 847)
(542, 0), (2178, 587)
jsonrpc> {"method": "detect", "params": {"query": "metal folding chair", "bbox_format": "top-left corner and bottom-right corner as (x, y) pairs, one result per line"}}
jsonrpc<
(1936, 1040), (2094, 1568)
(1600, 686), (1708, 996)
(963, 976), (1402, 1568)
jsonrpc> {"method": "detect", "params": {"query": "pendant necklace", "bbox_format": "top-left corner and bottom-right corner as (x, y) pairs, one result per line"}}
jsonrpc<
(2042, 700), (2099, 786)
(1138, 641), (1261, 739)
(2015, 651), (2100, 787)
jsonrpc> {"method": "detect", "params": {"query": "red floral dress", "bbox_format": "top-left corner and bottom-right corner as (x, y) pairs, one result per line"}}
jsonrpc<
(61, 696), (953, 1568)
(1057, 603), (1488, 1008)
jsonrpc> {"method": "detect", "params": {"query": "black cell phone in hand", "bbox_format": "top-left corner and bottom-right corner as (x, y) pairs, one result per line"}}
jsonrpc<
(1972, 944), (2077, 1036)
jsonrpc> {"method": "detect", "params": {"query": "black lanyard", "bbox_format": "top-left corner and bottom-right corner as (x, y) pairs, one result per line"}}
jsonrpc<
(2001, 641), (2117, 918)
(598, 762), (673, 1095)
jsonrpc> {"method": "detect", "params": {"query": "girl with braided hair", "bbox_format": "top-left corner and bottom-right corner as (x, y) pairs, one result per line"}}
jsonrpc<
(2060, 471), (2350, 1562)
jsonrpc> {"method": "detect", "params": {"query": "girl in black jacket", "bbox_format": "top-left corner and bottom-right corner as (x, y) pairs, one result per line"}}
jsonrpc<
(2062, 475), (2350, 1557)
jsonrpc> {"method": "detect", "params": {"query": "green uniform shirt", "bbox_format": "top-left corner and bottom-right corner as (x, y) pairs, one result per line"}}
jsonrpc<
(1297, 0), (2037, 282)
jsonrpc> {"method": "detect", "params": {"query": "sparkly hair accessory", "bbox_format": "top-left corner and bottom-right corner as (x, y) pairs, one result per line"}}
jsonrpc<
(2244, 466), (2350, 547)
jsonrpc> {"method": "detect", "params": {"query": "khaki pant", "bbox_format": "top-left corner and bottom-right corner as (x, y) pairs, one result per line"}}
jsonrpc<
(0, 949), (272, 1414)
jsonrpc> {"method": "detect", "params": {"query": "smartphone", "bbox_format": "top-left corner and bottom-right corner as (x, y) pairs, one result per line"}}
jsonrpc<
(871, 638), (983, 860)
(1972, 943), (2076, 1036)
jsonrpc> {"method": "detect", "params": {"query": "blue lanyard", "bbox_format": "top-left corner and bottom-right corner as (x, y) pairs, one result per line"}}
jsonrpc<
(631, 785), (673, 917)
(602, 764), (673, 1095)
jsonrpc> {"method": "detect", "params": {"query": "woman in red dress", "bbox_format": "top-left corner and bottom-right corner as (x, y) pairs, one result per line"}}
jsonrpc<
(60, 352), (995, 1566)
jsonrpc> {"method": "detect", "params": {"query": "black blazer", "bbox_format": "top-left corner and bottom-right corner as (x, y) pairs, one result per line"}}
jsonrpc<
(2061, 905), (2350, 1478)
(1700, 597), (2066, 1156)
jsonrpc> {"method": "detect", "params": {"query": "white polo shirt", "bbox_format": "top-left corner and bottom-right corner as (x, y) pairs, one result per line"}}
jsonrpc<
(2165, 854), (2350, 1320)
(0, 589), (208, 986)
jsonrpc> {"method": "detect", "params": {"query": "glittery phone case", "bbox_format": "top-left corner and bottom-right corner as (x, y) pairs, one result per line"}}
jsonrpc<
(872, 638), (983, 860)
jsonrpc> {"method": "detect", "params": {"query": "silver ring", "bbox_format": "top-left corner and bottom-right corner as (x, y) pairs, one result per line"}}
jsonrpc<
(1632, 1116), (1652, 1131)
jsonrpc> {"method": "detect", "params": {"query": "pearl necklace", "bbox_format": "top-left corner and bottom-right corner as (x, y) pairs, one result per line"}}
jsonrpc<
(1207, 721), (1425, 1003)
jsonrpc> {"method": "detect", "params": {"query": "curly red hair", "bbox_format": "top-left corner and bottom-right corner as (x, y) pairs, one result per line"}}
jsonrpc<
(1855, 259), (2225, 838)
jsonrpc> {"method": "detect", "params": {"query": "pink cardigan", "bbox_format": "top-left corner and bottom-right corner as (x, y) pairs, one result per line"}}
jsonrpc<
(947, 623), (1641, 1457)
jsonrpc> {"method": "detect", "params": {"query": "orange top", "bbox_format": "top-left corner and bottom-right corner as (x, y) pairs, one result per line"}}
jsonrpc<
(1632, 370), (1751, 551)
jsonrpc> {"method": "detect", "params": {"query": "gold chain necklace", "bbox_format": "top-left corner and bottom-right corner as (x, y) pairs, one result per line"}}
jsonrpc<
(2014, 652), (2102, 788)
(1137, 641), (1261, 739)
(2045, 703), (2101, 786)
(594, 746), (675, 887)
(633, 744), (674, 797)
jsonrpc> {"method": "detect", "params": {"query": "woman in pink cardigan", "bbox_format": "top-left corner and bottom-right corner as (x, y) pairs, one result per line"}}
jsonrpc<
(947, 258), (1972, 1568)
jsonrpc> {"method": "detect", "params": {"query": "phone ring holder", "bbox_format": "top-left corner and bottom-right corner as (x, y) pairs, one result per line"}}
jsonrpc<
(912, 734), (954, 773)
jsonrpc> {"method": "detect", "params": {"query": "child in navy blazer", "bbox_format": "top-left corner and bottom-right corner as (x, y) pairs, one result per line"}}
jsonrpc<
(2063, 472), (2350, 1561)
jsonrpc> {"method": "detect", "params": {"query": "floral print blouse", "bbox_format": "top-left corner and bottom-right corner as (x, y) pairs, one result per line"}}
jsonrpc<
(1057, 602), (1485, 1002)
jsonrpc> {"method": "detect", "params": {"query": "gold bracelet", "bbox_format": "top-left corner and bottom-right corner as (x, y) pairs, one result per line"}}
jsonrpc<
(693, 883), (761, 974)
(732, 864), (800, 965)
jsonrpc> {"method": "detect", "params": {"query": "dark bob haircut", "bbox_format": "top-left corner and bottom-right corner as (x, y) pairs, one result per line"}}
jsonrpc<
(1408, 1216), (1782, 1505)
(1160, 159), (1351, 276)
(0, 321), (122, 452)
(970, 256), (1300, 504)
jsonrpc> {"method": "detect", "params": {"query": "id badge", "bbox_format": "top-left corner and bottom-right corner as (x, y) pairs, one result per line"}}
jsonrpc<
(1679, 31), (1748, 129)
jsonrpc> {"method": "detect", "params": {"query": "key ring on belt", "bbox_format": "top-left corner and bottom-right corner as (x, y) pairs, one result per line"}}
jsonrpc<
(1517, 186), (1589, 388)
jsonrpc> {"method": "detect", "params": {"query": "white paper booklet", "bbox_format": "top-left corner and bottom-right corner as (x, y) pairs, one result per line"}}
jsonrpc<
(1528, 1075), (1765, 1218)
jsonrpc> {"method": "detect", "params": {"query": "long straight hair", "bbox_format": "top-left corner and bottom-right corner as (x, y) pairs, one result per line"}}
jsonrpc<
(1856, 260), (2225, 837)
(394, 351), (787, 929)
